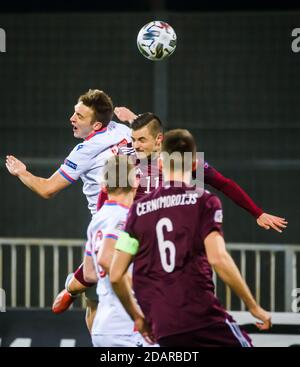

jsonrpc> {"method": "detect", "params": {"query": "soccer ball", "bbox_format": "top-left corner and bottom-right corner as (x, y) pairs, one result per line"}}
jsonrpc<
(137, 21), (177, 61)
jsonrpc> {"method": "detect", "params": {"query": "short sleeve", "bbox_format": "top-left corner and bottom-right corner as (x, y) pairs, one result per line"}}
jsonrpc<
(58, 143), (93, 183)
(85, 227), (93, 257)
(101, 217), (127, 250)
(201, 195), (224, 242)
(103, 228), (122, 242)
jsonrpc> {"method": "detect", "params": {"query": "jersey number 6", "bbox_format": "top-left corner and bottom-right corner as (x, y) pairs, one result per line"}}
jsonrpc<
(156, 217), (176, 273)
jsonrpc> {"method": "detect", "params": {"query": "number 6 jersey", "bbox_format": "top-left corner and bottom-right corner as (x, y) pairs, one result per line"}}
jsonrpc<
(122, 180), (229, 341)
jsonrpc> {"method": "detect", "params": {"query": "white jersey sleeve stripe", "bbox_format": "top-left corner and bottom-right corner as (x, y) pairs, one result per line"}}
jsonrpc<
(58, 168), (77, 183)
(104, 234), (119, 240)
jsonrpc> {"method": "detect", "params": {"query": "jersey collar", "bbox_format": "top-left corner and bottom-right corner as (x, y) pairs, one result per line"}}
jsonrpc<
(104, 200), (130, 209)
(85, 126), (107, 141)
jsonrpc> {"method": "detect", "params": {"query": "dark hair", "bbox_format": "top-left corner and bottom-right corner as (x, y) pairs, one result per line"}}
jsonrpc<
(103, 155), (136, 194)
(161, 129), (196, 172)
(78, 89), (113, 126)
(131, 112), (163, 138)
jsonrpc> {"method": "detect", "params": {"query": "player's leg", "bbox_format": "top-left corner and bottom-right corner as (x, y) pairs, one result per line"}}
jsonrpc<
(84, 285), (98, 333)
(52, 263), (95, 314)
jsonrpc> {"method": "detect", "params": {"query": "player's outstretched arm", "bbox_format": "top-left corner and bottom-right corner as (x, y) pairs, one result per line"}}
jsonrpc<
(6, 155), (70, 199)
(204, 231), (272, 331)
(110, 249), (155, 344)
(205, 164), (288, 233)
(256, 212), (288, 233)
(114, 107), (138, 123)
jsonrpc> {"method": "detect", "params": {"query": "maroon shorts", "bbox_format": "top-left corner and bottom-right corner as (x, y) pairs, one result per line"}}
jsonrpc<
(158, 320), (253, 347)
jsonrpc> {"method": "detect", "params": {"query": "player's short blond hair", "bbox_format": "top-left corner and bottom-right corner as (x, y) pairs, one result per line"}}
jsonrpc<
(103, 155), (136, 194)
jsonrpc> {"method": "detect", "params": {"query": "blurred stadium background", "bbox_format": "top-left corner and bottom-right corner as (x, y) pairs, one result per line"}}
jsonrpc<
(0, 2), (299, 346)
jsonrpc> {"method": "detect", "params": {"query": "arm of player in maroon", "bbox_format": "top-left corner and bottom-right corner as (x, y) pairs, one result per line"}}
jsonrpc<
(203, 163), (263, 218)
(203, 163), (288, 232)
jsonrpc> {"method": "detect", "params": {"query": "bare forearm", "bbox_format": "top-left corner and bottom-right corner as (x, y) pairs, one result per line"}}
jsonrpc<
(213, 253), (257, 310)
(83, 269), (98, 283)
(17, 171), (54, 199)
(112, 274), (142, 321)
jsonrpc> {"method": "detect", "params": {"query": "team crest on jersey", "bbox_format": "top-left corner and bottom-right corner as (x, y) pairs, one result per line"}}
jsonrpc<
(64, 159), (77, 170)
(214, 209), (223, 223)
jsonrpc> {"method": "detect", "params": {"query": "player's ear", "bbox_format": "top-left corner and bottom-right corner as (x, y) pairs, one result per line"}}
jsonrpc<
(156, 133), (163, 146)
(93, 121), (103, 131)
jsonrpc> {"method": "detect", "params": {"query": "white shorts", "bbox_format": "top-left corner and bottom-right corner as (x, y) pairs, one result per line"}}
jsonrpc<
(92, 333), (158, 347)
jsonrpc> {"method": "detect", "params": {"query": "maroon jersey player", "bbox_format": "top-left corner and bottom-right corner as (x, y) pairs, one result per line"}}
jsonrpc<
(115, 108), (287, 231)
(110, 128), (272, 347)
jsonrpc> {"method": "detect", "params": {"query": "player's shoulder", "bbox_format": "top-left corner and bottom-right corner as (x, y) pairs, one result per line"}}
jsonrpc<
(107, 120), (131, 135)
(135, 185), (162, 204)
(198, 189), (222, 211)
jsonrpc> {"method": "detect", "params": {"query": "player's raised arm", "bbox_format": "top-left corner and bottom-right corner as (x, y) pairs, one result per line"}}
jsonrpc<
(114, 107), (138, 124)
(204, 231), (272, 330)
(6, 155), (70, 199)
(204, 163), (288, 233)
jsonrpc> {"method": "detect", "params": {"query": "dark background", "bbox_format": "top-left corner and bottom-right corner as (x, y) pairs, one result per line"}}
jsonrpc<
(0, 3), (299, 245)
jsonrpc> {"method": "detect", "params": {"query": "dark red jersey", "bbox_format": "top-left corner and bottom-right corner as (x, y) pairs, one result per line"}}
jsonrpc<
(135, 157), (162, 201)
(124, 181), (232, 340)
(98, 157), (263, 219)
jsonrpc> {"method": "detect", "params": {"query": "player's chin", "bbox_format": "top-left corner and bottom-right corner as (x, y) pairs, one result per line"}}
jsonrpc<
(136, 152), (147, 160)
(73, 130), (81, 139)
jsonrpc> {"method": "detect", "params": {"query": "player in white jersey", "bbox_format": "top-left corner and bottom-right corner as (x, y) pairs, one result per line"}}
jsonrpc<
(5, 89), (134, 330)
(83, 155), (152, 347)
(58, 119), (133, 215)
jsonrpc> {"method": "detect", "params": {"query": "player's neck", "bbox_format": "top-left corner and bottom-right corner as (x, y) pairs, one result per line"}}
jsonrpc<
(107, 192), (134, 208)
(163, 170), (192, 185)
